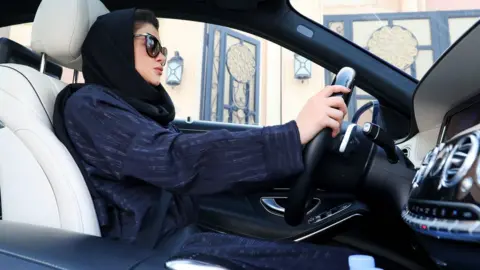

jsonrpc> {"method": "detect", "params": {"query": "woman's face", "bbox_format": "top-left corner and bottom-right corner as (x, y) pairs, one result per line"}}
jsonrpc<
(133, 23), (166, 86)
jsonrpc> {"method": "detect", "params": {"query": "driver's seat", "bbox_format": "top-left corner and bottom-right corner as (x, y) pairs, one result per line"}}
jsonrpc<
(0, 0), (109, 236)
(0, 0), (228, 269)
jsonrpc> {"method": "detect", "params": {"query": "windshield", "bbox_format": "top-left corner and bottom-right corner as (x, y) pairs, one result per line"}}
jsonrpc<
(290, 0), (480, 81)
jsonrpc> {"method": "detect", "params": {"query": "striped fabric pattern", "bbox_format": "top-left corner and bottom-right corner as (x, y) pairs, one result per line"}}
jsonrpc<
(64, 85), (305, 242)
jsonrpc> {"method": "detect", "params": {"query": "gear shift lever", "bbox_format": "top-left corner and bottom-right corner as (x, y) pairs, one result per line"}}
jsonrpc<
(362, 122), (399, 164)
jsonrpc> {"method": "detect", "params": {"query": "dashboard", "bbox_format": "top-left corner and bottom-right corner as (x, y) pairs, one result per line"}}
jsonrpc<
(401, 18), (480, 270)
(441, 95), (480, 143)
(402, 123), (480, 268)
(404, 128), (480, 241)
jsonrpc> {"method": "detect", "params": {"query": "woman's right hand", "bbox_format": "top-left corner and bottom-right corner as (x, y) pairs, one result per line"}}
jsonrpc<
(295, 85), (350, 145)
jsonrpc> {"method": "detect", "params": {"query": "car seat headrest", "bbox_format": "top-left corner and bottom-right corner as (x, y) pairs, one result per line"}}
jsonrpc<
(31, 0), (109, 71)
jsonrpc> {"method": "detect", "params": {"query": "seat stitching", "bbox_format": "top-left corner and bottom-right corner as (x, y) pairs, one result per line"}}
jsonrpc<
(14, 128), (87, 233)
(0, 87), (50, 127)
(0, 64), (53, 125)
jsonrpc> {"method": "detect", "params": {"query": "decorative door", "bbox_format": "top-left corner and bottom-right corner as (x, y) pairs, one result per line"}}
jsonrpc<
(201, 24), (261, 125)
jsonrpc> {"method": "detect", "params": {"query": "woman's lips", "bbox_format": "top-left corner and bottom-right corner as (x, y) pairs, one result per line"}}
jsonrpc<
(154, 67), (163, 75)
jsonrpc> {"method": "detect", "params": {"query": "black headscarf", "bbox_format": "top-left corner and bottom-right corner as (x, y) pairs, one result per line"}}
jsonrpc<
(80, 8), (175, 124)
(52, 8), (175, 229)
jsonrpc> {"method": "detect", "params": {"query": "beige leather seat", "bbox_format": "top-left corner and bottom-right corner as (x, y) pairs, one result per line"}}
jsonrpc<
(0, 0), (108, 236)
(0, 1), (234, 269)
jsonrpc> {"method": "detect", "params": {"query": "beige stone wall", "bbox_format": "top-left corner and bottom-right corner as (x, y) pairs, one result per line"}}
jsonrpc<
(426, 0), (480, 11)
(157, 18), (205, 120)
(2, 0), (480, 127)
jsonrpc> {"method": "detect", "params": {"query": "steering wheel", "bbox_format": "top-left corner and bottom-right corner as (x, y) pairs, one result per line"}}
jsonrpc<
(284, 67), (356, 226)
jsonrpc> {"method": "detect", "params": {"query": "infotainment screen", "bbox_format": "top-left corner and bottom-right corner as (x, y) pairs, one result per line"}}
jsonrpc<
(444, 102), (480, 141)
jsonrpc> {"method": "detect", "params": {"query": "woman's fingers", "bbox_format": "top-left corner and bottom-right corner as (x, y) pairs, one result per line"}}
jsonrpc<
(320, 85), (350, 97)
(327, 96), (348, 116)
(325, 117), (341, 137)
(327, 107), (344, 122)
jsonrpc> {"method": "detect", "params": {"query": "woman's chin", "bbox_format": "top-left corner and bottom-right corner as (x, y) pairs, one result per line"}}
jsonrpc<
(149, 79), (162, 87)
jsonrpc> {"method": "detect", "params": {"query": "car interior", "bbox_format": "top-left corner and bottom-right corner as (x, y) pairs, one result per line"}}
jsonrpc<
(0, 0), (479, 269)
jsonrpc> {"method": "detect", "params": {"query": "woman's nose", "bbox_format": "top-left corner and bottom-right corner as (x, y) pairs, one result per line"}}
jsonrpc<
(156, 53), (166, 65)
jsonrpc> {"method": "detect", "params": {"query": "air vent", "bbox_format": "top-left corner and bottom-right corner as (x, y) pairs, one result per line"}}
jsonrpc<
(440, 133), (479, 188)
(412, 165), (426, 188)
(429, 144), (453, 177)
(423, 147), (439, 178)
(422, 149), (435, 165)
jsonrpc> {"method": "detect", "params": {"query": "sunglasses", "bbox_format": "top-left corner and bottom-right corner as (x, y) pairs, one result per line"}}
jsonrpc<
(134, 33), (168, 65)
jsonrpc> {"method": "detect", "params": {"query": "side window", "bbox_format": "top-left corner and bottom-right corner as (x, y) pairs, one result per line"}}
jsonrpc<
(291, 0), (480, 127)
(4, 19), (341, 128)
(159, 19), (334, 126)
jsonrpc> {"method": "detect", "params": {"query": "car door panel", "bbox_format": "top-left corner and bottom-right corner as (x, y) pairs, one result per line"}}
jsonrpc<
(197, 191), (367, 241)
(173, 119), (367, 241)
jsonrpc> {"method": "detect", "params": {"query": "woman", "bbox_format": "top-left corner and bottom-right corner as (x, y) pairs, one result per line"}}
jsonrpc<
(53, 8), (357, 270)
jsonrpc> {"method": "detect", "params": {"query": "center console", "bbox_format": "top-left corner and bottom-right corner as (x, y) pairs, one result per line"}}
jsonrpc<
(402, 129), (480, 243)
